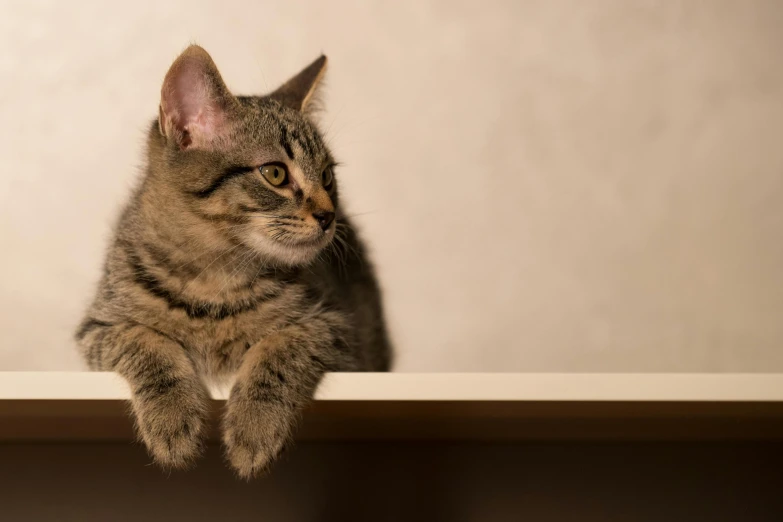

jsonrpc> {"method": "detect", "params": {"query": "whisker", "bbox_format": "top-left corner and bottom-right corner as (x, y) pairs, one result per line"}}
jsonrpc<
(248, 214), (301, 221)
(180, 242), (243, 294)
(334, 224), (364, 270)
(341, 210), (379, 219)
(209, 249), (257, 304)
(329, 229), (351, 276)
(248, 253), (271, 290)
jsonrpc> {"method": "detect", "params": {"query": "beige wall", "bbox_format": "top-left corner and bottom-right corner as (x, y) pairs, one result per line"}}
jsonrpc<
(1, 0), (782, 371)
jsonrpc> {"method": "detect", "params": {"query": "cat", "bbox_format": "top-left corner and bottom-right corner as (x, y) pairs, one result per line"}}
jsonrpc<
(74, 45), (392, 478)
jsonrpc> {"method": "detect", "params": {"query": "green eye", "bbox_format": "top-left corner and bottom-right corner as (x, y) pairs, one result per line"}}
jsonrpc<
(260, 164), (288, 186)
(321, 167), (333, 189)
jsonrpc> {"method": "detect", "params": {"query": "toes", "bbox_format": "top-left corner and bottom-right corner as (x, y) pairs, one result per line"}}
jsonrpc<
(144, 427), (203, 469)
(226, 440), (266, 479)
(224, 430), (281, 479)
(133, 398), (207, 470)
(223, 407), (292, 479)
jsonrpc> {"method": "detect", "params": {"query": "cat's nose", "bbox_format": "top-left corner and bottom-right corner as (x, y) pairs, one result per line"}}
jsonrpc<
(312, 211), (335, 231)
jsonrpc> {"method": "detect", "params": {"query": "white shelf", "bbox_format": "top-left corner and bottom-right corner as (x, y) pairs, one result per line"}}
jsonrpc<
(2, 371), (783, 402)
(1, 372), (782, 442)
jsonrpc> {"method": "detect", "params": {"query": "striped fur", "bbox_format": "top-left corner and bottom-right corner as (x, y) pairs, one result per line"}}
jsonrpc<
(75, 46), (392, 478)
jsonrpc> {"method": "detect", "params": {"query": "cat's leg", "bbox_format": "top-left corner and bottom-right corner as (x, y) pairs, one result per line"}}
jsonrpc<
(222, 316), (357, 478)
(77, 321), (210, 469)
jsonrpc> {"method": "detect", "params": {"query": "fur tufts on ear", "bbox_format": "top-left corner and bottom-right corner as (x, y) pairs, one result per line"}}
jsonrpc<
(268, 55), (328, 114)
(159, 45), (237, 149)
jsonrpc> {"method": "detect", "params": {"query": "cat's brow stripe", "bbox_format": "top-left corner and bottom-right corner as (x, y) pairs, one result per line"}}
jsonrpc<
(304, 129), (321, 156)
(288, 128), (314, 157)
(192, 165), (255, 199)
(279, 125), (295, 160)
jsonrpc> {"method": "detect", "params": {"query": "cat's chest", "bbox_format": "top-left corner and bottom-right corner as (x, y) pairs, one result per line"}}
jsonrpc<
(172, 287), (303, 379)
(119, 264), (311, 378)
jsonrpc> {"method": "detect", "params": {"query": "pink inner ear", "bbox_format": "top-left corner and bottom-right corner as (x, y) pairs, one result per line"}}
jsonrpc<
(176, 65), (215, 130)
(162, 58), (226, 146)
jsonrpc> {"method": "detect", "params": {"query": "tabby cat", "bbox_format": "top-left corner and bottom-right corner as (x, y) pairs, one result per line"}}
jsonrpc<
(74, 45), (392, 478)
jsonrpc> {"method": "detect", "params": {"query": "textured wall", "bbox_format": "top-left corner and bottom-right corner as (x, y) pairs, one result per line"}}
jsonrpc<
(1, 0), (782, 371)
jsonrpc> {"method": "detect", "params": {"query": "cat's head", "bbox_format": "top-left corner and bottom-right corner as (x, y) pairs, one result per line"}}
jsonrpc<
(153, 45), (339, 266)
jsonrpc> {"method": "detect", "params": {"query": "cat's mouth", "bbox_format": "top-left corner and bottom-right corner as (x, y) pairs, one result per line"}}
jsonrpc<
(242, 226), (333, 266)
(286, 233), (331, 248)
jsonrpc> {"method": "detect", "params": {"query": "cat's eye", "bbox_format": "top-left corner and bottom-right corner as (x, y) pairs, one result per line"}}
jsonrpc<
(260, 164), (288, 187)
(321, 167), (333, 189)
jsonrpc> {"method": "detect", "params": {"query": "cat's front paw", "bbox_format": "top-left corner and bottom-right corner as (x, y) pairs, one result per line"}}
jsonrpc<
(131, 382), (209, 469)
(222, 395), (294, 479)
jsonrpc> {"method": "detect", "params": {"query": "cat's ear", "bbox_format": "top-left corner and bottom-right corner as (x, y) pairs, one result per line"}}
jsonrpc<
(159, 45), (236, 149)
(268, 55), (327, 114)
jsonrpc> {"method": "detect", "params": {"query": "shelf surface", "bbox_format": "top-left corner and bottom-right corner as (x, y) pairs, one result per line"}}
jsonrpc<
(1, 372), (783, 442)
